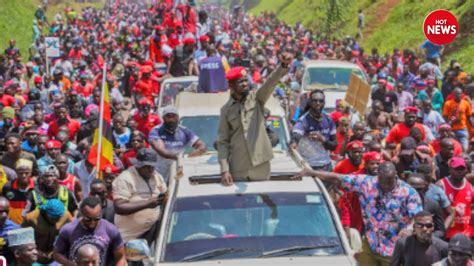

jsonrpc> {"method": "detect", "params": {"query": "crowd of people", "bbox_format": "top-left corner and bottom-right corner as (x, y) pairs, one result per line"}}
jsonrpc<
(0, 0), (473, 265)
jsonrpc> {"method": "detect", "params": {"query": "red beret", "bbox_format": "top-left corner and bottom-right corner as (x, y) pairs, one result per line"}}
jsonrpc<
(199, 35), (210, 42)
(438, 123), (451, 130)
(346, 141), (364, 151)
(226, 67), (247, 81)
(102, 164), (120, 174)
(363, 152), (382, 162)
(140, 65), (153, 74)
(33, 76), (42, 83)
(404, 106), (418, 114)
(155, 25), (165, 31)
(138, 98), (154, 106)
(184, 38), (196, 45)
(46, 140), (62, 149)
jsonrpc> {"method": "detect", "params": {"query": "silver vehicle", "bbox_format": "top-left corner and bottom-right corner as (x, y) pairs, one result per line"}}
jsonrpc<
(141, 151), (360, 265)
(157, 76), (199, 109)
(301, 60), (368, 112)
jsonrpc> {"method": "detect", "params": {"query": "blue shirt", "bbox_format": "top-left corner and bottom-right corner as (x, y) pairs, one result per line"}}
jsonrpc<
(420, 40), (444, 59)
(21, 141), (38, 154)
(149, 125), (199, 178)
(425, 183), (451, 209)
(0, 219), (20, 262)
(292, 112), (336, 167)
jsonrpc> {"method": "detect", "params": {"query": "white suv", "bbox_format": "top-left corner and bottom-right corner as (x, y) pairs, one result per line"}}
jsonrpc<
(145, 152), (359, 265)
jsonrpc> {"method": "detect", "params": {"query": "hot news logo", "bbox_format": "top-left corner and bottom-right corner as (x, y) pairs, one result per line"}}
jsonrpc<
(423, 9), (459, 45)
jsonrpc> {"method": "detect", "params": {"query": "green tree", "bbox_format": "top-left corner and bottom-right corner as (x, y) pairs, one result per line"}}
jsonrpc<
(323, 0), (350, 38)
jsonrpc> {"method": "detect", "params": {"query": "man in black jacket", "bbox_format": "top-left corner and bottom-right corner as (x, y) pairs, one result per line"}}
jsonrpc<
(390, 210), (448, 266)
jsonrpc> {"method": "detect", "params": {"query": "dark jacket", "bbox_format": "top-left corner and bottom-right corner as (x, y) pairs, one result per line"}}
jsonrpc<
(390, 235), (448, 266)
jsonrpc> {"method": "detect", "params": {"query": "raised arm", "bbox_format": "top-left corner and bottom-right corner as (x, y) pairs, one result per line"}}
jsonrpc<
(256, 53), (292, 105)
(295, 168), (344, 186)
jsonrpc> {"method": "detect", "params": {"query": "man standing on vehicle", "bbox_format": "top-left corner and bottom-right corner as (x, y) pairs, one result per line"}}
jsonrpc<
(217, 52), (292, 186)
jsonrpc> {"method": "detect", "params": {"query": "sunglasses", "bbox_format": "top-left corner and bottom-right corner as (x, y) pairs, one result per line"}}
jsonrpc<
(415, 222), (434, 229)
(311, 99), (325, 103)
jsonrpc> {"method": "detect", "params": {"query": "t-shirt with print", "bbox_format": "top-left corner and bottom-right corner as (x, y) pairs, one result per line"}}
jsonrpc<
(54, 219), (124, 266)
(148, 125), (199, 179)
(292, 112), (336, 167)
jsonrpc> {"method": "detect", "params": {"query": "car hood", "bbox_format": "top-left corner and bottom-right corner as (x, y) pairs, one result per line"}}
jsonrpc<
(154, 255), (355, 265)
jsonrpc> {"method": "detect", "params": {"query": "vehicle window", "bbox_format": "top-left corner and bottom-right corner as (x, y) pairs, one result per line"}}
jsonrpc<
(304, 67), (365, 90)
(180, 116), (219, 152)
(160, 81), (197, 108)
(163, 192), (343, 262)
(265, 116), (288, 151)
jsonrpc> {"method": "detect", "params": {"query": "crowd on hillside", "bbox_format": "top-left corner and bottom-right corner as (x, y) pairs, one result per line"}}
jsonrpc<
(0, 0), (473, 265)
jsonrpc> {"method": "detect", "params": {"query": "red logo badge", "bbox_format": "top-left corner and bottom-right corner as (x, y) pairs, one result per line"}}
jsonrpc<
(423, 9), (458, 45)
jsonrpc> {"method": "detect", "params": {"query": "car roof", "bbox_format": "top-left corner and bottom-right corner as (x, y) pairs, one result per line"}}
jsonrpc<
(175, 92), (286, 118)
(175, 152), (316, 198)
(302, 60), (362, 69)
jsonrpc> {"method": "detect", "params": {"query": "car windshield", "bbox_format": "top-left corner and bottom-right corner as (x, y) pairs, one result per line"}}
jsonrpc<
(181, 116), (219, 153)
(162, 192), (343, 262)
(180, 116), (288, 153)
(160, 80), (197, 108)
(265, 116), (288, 151)
(303, 67), (365, 91)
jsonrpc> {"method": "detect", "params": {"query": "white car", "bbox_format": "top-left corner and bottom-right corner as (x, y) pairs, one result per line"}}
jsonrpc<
(146, 152), (359, 265)
(175, 91), (290, 152)
(157, 76), (199, 109)
(301, 60), (368, 113)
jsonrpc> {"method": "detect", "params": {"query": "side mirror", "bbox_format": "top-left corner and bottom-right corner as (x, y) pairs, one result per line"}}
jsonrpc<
(126, 239), (151, 262)
(349, 228), (362, 253)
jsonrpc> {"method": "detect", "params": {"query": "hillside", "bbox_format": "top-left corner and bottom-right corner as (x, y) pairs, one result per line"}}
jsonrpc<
(0, 0), (104, 59)
(249, 0), (474, 73)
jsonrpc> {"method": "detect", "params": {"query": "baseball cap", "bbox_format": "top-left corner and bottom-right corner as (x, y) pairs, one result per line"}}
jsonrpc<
(399, 137), (416, 156)
(449, 233), (472, 255)
(129, 148), (159, 168)
(162, 106), (179, 117)
(449, 157), (466, 169)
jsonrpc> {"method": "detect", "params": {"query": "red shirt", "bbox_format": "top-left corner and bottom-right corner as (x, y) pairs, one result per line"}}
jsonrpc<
(0, 94), (16, 107)
(442, 178), (474, 238)
(334, 159), (364, 232)
(72, 82), (94, 97)
(430, 138), (462, 156)
(133, 113), (161, 138)
(386, 122), (425, 144)
(58, 173), (77, 192)
(122, 149), (137, 168)
(47, 118), (81, 141)
(133, 78), (160, 102)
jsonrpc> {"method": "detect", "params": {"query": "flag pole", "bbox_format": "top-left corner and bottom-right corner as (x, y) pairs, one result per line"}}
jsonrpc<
(96, 63), (107, 177)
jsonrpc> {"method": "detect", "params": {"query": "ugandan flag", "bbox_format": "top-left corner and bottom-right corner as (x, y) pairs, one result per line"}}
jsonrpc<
(87, 77), (114, 177)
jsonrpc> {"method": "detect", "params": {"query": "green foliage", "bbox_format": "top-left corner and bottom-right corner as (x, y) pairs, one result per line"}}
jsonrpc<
(251, 0), (474, 73)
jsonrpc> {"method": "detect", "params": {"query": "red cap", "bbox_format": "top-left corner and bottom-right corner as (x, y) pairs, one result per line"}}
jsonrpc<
(449, 156), (466, 169)
(140, 65), (153, 74)
(377, 79), (388, 85)
(199, 35), (210, 42)
(226, 67), (247, 81)
(46, 140), (62, 149)
(363, 151), (382, 162)
(155, 25), (165, 32)
(102, 164), (120, 174)
(438, 123), (451, 130)
(33, 76), (42, 83)
(138, 98), (153, 106)
(404, 106), (418, 114)
(183, 38), (196, 45)
(346, 141), (364, 151)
